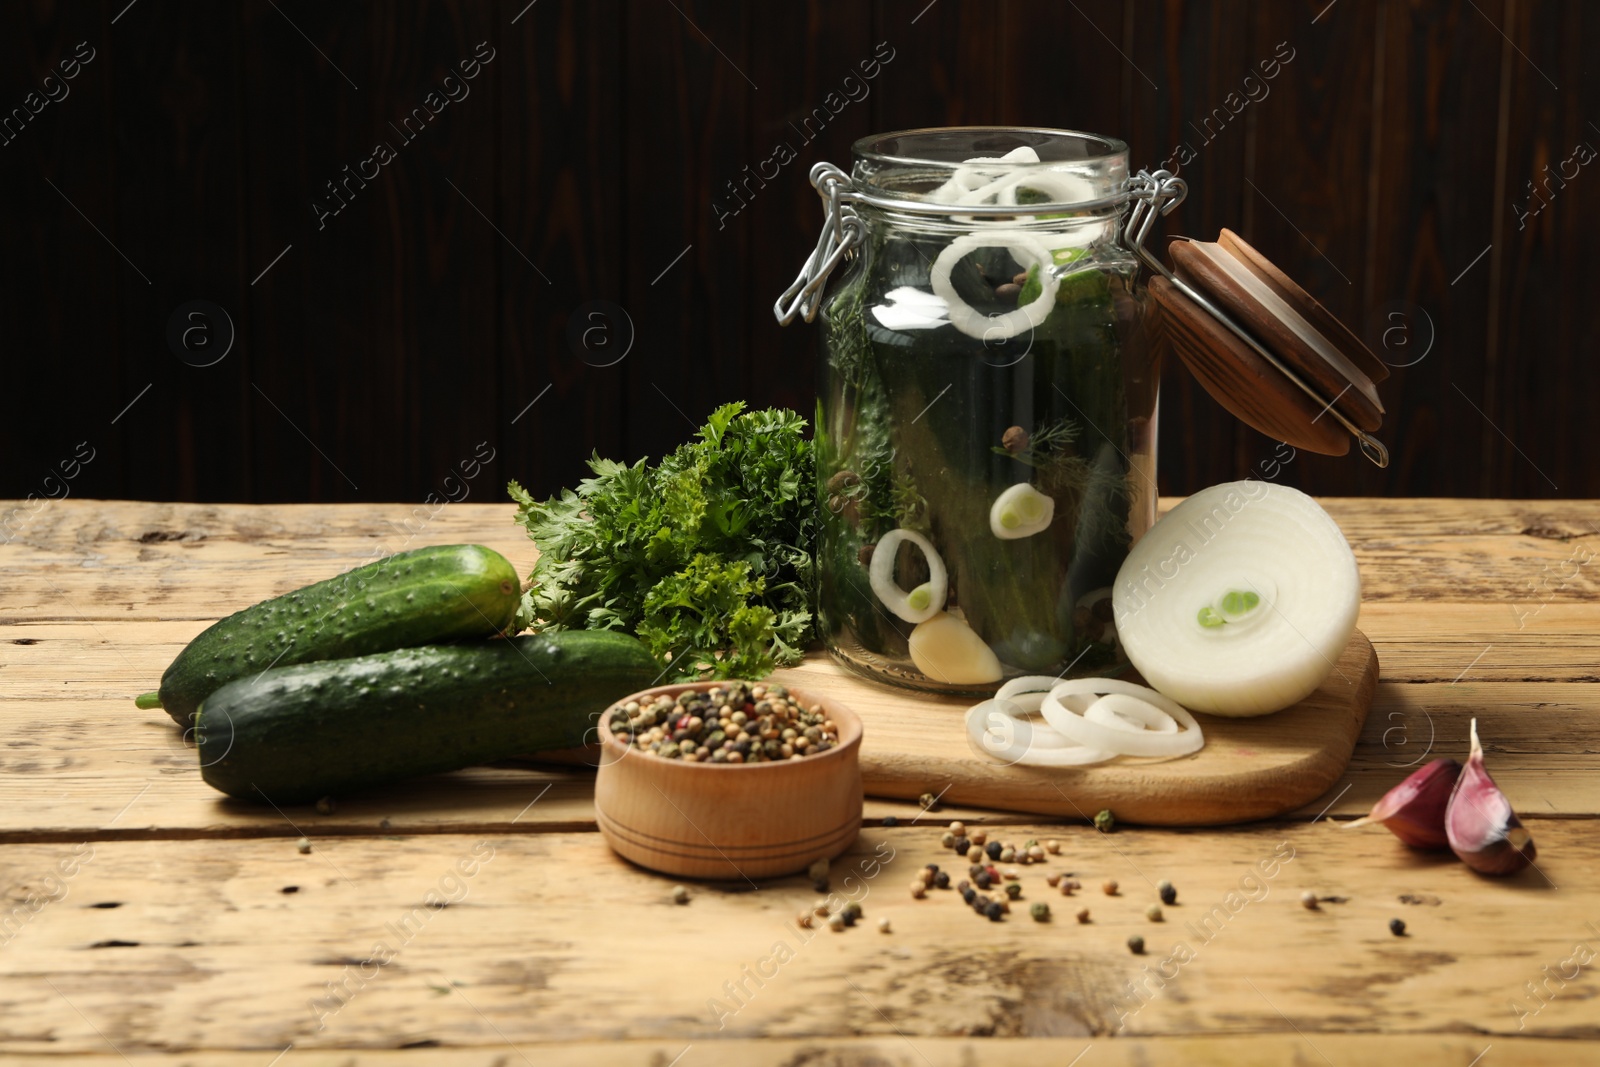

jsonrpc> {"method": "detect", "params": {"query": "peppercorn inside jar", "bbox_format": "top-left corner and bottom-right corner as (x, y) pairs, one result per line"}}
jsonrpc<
(782, 127), (1160, 693)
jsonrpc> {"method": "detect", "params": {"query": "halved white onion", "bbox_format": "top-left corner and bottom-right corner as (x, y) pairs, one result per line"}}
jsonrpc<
(909, 612), (1002, 685)
(1039, 679), (1204, 758)
(929, 231), (1060, 341)
(1111, 481), (1361, 716)
(965, 697), (1116, 767)
(989, 483), (1055, 539)
(869, 528), (946, 624)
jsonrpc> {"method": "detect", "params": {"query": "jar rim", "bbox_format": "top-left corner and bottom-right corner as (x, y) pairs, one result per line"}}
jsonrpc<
(849, 126), (1131, 215)
(853, 126), (1130, 169)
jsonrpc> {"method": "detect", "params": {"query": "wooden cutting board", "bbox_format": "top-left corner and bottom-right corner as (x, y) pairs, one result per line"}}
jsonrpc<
(769, 630), (1377, 827)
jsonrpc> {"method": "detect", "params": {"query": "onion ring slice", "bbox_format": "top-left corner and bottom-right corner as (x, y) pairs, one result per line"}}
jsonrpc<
(982, 690), (1093, 740)
(998, 675), (1094, 714)
(965, 698), (1117, 767)
(967, 697), (1076, 751)
(998, 675), (1068, 700)
(929, 232), (1059, 341)
(1040, 680), (1205, 757)
(868, 528), (947, 624)
(1084, 692), (1180, 735)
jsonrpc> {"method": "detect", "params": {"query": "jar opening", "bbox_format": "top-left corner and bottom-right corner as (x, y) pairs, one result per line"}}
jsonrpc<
(856, 126), (1128, 166)
(852, 126), (1130, 212)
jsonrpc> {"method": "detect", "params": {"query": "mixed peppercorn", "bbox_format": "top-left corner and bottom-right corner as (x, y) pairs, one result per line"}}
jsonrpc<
(900, 822), (1179, 932)
(795, 864), (876, 935)
(783, 820), (1396, 956)
(608, 682), (839, 763)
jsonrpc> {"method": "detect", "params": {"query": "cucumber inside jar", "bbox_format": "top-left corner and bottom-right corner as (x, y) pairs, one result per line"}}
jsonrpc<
(816, 225), (1158, 691)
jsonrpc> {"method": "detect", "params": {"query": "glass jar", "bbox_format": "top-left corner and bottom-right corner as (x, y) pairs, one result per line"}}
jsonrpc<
(784, 127), (1161, 694)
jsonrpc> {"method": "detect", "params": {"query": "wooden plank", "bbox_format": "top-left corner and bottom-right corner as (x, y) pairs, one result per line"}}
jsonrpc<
(8, 497), (1600, 552)
(621, 0), (752, 466)
(1357, 601), (1600, 682)
(0, 2), (129, 504)
(110, 0), (253, 502)
(1325, 679), (1600, 819)
(376, 3), (504, 513)
(1242, 0), (1379, 493)
(0, 501), (549, 623)
(8, 601), (1593, 806)
(3, 499), (1599, 834)
(784, 630), (1377, 825)
(7, 526), (1596, 616)
(744, 2), (874, 419)
(998, 0), (1124, 134)
(497, 0), (626, 502)
(1489, 0), (1600, 498)
(0, 1035), (1586, 1067)
(0, 685), (994, 841)
(238, 0), (379, 501)
(5, 499), (1599, 621)
(239, 2), (503, 504)
(1125, 0), (1252, 494)
(870, 0), (998, 129)
(0, 824), (1594, 1051)
(0, 678), (601, 837)
(2, 7), (1596, 507)
(2, 619), (1599, 835)
(1359, 0), (1504, 498)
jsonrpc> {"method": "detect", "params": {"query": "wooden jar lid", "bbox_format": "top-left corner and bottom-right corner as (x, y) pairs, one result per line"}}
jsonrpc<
(1150, 229), (1386, 457)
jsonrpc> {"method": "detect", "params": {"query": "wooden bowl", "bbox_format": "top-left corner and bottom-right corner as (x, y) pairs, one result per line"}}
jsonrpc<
(594, 681), (863, 880)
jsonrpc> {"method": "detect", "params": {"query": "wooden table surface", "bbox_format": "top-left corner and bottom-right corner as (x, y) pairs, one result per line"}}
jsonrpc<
(3, 497), (1598, 1065)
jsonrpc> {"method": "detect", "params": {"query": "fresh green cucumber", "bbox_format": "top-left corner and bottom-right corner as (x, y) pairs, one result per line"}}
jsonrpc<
(142, 544), (521, 726)
(196, 630), (659, 804)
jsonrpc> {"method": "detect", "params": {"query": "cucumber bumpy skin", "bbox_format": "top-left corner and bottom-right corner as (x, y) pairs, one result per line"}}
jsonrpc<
(144, 544), (521, 726)
(196, 630), (660, 805)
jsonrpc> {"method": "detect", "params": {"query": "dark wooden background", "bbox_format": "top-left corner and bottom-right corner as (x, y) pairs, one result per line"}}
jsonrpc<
(1, 0), (1594, 510)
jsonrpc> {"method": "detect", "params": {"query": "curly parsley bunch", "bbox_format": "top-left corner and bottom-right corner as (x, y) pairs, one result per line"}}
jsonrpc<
(509, 402), (815, 679)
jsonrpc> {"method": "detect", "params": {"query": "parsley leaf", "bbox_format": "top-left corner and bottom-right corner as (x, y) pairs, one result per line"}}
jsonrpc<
(509, 402), (815, 680)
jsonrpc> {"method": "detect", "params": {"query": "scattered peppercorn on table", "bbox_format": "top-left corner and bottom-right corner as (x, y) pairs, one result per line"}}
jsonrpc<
(3, 498), (1598, 1065)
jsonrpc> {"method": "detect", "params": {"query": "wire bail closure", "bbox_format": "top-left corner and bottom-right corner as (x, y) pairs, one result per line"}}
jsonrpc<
(1122, 170), (1389, 468)
(774, 163), (863, 325)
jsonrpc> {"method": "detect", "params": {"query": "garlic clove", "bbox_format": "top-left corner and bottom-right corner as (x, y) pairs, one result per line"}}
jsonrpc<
(1344, 757), (1461, 850)
(908, 612), (1003, 685)
(1446, 718), (1537, 876)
